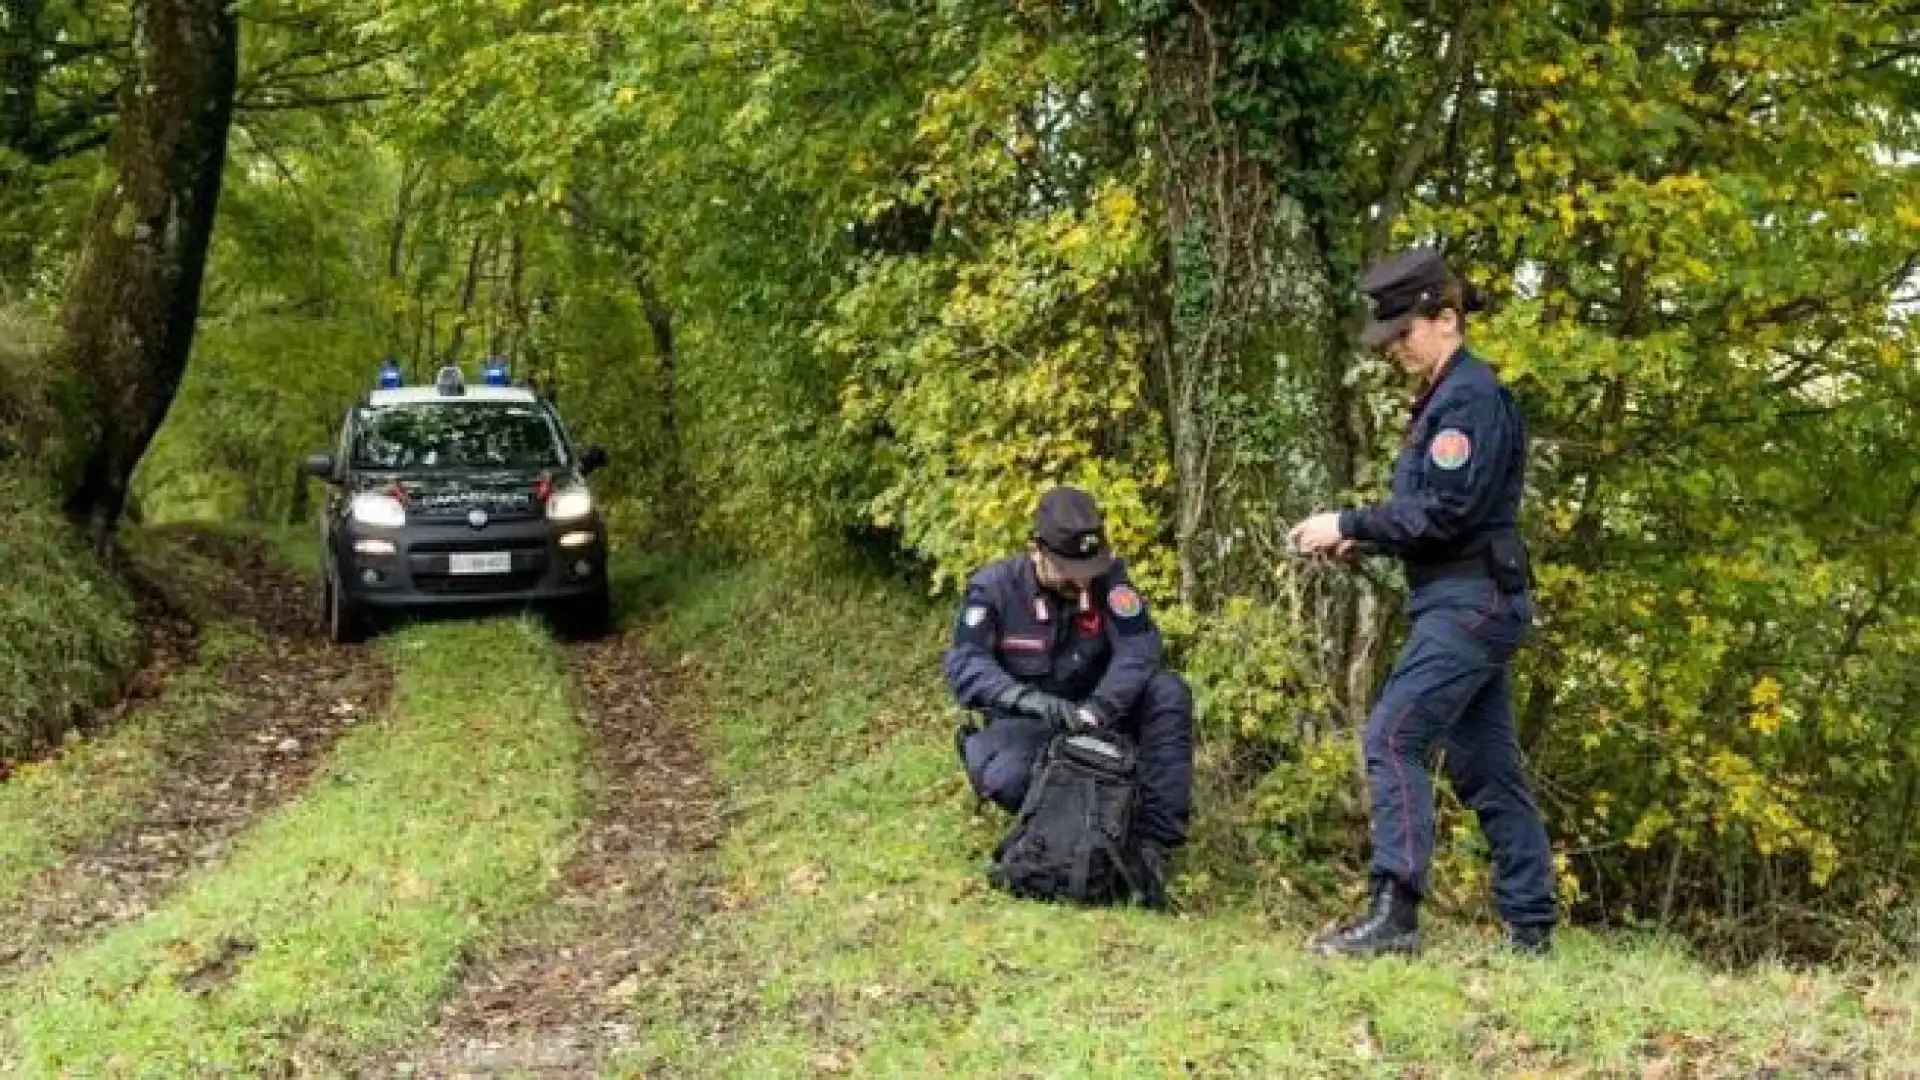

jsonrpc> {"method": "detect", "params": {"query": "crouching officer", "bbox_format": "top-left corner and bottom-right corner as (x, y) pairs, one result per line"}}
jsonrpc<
(1288, 248), (1557, 958)
(943, 486), (1196, 906)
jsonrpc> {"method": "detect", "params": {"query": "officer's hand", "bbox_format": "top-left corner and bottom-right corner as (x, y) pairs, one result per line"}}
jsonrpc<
(1287, 512), (1345, 557)
(1030, 693), (1079, 731)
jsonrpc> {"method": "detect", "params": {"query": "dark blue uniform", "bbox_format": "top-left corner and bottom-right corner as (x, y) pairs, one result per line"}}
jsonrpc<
(1338, 346), (1556, 931)
(943, 556), (1194, 847)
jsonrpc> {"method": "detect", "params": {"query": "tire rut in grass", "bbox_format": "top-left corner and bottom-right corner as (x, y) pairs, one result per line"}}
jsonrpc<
(372, 622), (724, 1078)
(0, 526), (391, 981)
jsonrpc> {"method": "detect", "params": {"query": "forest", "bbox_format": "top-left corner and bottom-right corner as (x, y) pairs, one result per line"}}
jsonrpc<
(1, 0), (1917, 1074)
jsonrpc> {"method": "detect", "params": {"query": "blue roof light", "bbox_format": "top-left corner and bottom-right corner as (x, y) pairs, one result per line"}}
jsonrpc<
(378, 358), (404, 389)
(482, 356), (511, 386)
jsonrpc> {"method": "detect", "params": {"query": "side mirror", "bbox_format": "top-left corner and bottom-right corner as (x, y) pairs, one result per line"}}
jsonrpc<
(303, 452), (335, 479)
(579, 445), (609, 475)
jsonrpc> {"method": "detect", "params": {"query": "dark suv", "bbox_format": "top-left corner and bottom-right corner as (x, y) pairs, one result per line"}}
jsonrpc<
(303, 363), (612, 644)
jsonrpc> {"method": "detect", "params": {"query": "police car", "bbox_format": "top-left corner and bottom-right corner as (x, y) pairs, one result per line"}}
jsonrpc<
(303, 359), (612, 644)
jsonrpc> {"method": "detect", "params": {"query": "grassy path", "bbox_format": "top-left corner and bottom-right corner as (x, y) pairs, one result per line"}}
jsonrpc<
(609, 556), (1920, 1079)
(4, 538), (1914, 1077)
(0, 615), (584, 1076)
(368, 600), (723, 1078)
(0, 529), (388, 980)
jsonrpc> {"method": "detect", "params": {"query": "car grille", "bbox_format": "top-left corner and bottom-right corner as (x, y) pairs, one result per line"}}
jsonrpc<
(408, 537), (548, 554)
(413, 568), (549, 595)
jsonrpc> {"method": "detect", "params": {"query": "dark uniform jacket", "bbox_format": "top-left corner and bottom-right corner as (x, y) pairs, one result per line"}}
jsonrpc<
(1339, 347), (1530, 593)
(942, 555), (1161, 725)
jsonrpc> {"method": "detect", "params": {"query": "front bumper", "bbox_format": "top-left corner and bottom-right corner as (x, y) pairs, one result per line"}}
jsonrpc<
(335, 515), (607, 608)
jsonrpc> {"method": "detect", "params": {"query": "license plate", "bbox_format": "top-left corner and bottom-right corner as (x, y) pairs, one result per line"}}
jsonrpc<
(448, 551), (512, 575)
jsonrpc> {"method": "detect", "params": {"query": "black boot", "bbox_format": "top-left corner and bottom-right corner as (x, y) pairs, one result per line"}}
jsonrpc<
(1308, 877), (1421, 958)
(1504, 923), (1553, 956)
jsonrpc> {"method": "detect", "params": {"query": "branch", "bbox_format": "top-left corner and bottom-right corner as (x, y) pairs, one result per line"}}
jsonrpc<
(237, 122), (299, 185)
(234, 90), (395, 114)
(240, 42), (403, 92)
(21, 88), (119, 164)
(1366, 1), (1479, 260)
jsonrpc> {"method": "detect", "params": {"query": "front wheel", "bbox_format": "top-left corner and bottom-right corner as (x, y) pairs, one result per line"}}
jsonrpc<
(552, 587), (613, 641)
(324, 571), (368, 646)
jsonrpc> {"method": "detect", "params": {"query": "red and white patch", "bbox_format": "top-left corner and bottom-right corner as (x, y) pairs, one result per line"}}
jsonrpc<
(1107, 585), (1144, 619)
(1001, 635), (1049, 652)
(1429, 428), (1472, 470)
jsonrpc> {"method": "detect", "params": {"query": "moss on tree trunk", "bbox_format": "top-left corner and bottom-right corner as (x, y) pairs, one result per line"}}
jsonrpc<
(54, 0), (237, 554)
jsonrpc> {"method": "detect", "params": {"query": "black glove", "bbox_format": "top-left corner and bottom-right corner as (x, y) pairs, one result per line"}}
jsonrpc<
(993, 685), (1077, 730)
(1031, 693), (1080, 731)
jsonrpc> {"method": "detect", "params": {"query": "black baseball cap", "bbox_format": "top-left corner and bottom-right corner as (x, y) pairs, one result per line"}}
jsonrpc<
(1358, 247), (1454, 347)
(1032, 486), (1114, 578)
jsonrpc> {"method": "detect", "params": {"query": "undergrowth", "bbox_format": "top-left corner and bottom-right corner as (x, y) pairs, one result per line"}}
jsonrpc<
(0, 467), (140, 759)
(609, 553), (1919, 1079)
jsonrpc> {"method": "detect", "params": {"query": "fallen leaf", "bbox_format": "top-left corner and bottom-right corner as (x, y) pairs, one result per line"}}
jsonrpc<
(787, 863), (827, 895)
(1350, 1017), (1380, 1061)
(602, 973), (641, 1004)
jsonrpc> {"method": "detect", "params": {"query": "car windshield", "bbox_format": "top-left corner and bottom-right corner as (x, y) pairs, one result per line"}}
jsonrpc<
(352, 402), (566, 471)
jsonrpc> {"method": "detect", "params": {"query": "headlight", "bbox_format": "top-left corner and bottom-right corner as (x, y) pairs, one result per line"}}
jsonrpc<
(546, 488), (594, 522)
(350, 493), (407, 528)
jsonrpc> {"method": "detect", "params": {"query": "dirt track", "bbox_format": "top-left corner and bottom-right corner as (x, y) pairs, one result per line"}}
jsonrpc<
(367, 613), (725, 1078)
(0, 528), (391, 981)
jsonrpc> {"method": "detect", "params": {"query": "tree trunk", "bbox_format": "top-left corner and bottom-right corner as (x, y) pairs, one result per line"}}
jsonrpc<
(55, 0), (237, 555)
(1, 0), (45, 295)
(386, 157), (422, 356)
(632, 263), (688, 541)
(442, 232), (485, 364)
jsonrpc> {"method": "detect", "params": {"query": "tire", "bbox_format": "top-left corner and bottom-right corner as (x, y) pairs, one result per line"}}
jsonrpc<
(325, 570), (367, 646)
(553, 586), (613, 641)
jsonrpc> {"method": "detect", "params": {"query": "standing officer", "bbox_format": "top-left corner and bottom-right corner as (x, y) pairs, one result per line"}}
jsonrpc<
(943, 486), (1196, 907)
(1288, 248), (1557, 957)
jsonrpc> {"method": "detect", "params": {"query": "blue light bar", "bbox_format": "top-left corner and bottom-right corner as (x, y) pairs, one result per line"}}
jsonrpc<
(482, 356), (510, 386)
(378, 358), (404, 389)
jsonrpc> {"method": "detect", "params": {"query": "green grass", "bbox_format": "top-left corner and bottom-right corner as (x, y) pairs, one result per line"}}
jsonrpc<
(0, 525), (306, 906)
(0, 615), (587, 1077)
(0, 469), (141, 758)
(0, 624), (254, 910)
(610, 554), (1920, 1079)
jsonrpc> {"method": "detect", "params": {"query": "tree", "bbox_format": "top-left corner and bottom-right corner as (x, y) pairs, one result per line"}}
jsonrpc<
(53, 0), (237, 551)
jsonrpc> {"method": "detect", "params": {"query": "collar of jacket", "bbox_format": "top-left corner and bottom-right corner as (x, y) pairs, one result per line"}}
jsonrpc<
(1015, 554), (1094, 620)
(1408, 345), (1478, 429)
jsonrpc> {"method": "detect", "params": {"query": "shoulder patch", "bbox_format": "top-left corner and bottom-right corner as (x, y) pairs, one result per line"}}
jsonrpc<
(1107, 585), (1144, 619)
(1429, 428), (1472, 470)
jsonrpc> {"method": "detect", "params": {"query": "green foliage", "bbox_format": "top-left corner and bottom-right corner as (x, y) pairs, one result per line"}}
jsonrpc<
(41, 0), (1913, 960)
(0, 466), (139, 758)
(1392, 0), (1920, 955)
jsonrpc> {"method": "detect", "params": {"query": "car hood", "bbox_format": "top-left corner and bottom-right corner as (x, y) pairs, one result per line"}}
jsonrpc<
(351, 469), (574, 521)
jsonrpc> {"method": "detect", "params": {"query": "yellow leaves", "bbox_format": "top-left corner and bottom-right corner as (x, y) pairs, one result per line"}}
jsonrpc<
(1748, 675), (1785, 736)
(1552, 192), (1579, 236)
(615, 86), (638, 106)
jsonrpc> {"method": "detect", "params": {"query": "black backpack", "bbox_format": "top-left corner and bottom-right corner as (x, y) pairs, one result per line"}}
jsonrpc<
(988, 730), (1146, 906)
